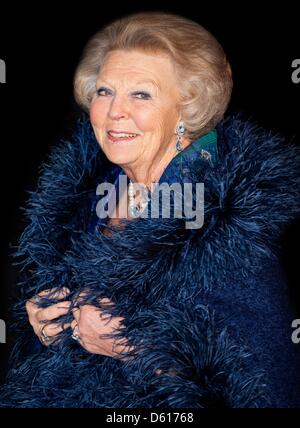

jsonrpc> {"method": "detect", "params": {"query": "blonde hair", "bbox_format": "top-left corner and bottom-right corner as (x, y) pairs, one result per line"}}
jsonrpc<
(74, 11), (233, 140)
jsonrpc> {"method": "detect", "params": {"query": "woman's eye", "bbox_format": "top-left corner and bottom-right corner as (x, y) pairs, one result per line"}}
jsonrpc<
(96, 87), (111, 96)
(132, 92), (151, 100)
(96, 88), (151, 99)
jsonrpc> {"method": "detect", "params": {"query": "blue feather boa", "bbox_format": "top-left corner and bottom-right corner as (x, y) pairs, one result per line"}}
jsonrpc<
(1, 113), (300, 407)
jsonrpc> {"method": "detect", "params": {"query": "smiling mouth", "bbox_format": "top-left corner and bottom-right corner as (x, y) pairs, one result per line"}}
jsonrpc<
(106, 133), (140, 143)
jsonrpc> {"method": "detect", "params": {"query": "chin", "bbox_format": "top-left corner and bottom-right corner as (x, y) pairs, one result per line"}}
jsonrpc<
(102, 138), (140, 166)
(104, 147), (138, 166)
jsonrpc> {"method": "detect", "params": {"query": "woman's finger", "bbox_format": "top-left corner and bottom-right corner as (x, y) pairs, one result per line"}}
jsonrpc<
(72, 307), (81, 323)
(38, 287), (70, 299)
(70, 319), (78, 331)
(73, 290), (91, 307)
(41, 321), (71, 338)
(36, 301), (71, 322)
(99, 297), (114, 306)
(29, 287), (70, 305)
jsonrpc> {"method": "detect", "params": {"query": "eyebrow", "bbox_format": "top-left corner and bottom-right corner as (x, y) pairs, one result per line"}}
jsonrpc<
(96, 77), (161, 91)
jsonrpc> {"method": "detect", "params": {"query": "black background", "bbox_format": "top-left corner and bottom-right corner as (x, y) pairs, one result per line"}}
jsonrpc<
(0, 2), (299, 386)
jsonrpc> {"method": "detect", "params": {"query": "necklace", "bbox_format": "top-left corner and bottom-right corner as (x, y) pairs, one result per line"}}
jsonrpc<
(127, 146), (180, 218)
(128, 180), (150, 218)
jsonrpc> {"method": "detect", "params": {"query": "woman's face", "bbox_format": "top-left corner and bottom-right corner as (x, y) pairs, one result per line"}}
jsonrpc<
(90, 49), (182, 169)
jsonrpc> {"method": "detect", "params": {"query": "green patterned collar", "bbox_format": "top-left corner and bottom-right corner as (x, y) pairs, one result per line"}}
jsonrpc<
(159, 129), (218, 184)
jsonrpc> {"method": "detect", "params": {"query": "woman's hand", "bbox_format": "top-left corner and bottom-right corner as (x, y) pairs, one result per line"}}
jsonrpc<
(25, 287), (71, 346)
(26, 288), (133, 359)
(70, 296), (134, 360)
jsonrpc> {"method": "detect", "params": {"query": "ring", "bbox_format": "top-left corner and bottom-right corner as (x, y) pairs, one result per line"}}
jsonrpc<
(40, 324), (53, 345)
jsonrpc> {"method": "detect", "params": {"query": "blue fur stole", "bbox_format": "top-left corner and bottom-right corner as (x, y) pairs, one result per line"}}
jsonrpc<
(0, 113), (300, 408)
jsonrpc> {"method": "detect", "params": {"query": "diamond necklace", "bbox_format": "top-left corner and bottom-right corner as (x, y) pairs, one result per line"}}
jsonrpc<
(128, 180), (150, 218)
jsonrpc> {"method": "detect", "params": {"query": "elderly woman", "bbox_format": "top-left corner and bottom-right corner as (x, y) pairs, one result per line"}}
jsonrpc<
(0, 11), (300, 408)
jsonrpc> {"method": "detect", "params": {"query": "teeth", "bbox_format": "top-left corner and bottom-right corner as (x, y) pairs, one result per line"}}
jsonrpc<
(108, 132), (138, 138)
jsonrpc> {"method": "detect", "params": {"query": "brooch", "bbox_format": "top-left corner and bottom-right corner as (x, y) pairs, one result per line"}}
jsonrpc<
(201, 149), (212, 162)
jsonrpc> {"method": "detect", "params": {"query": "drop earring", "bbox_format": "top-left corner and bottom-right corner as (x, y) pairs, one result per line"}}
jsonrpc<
(175, 121), (185, 153)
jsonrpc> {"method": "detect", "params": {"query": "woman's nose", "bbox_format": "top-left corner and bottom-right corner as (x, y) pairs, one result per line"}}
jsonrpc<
(108, 95), (129, 120)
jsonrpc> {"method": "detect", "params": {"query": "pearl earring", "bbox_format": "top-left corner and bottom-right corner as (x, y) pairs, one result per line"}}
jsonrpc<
(175, 121), (185, 153)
